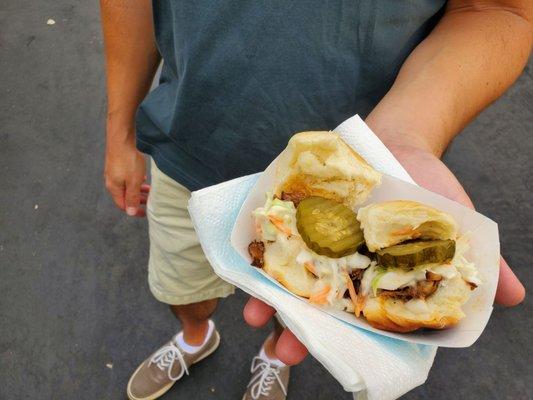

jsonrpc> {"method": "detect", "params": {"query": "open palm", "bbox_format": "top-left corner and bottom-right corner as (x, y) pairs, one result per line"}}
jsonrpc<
(243, 144), (525, 365)
(390, 143), (524, 307)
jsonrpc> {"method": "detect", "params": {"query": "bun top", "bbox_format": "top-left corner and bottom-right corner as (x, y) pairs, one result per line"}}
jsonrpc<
(274, 131), (382, 207)
(357, 200), (458, 252)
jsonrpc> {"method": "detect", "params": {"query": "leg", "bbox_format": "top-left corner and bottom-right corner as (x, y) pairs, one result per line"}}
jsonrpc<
(127, 160), (234, 400)
(146, 159), (232, 343)
(170, 299), (218, 346)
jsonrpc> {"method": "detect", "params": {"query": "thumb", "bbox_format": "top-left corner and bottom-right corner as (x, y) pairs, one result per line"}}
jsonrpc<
(124, 179), (142, 216)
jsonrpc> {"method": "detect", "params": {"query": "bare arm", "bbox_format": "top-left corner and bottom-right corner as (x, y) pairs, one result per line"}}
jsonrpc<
(367, 0), (532, 155)
(100, 0), (161, 216)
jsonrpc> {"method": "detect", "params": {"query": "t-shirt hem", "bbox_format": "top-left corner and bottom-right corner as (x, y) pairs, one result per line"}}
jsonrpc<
(137, 137), (205, 191)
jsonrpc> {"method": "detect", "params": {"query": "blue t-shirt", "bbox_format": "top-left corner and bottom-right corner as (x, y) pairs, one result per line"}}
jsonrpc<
(136, 0), (445, 190)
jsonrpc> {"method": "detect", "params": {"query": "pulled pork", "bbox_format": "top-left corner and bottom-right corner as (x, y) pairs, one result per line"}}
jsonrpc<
(380, 279), (440, 301)
(426, 271), (443, 282)
(344, 268), (365, 298)
(280, 191), (307, 207)
(350, 268), (365, 294)
(350, 268), (365, 281)
(248, 240), (265, 268)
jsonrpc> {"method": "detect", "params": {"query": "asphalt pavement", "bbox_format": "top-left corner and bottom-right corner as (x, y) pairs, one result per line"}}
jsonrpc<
(1, 1), (532, 399)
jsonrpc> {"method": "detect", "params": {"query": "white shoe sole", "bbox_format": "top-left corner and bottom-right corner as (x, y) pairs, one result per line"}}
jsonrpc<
(126, 331), (221, 400)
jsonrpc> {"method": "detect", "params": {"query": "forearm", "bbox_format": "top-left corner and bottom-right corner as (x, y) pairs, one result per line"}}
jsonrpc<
(100, 0), (160, 140)
(367, 0), (533, 156)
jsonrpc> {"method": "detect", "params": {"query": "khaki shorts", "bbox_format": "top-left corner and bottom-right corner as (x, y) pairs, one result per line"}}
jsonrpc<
(147, 159), (235, 305)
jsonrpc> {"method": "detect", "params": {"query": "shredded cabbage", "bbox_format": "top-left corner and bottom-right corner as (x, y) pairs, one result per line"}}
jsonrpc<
(252, 193), (296, 241)
(371, 267), (387, 297)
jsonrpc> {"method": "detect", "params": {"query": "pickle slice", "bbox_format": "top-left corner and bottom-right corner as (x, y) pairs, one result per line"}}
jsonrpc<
(377, 239), (455, 269)
(296, 197), (364, 258)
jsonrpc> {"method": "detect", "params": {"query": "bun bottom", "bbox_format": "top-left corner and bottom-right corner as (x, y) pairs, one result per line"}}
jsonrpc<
(362, 276), (472, 333)
(263, 237), (316, 297)
(264, 261), (315, 298)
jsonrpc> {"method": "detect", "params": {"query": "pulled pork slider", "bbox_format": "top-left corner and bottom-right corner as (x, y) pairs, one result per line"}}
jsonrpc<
(249, 131), (381, 313)
(357, 201), (481, 332)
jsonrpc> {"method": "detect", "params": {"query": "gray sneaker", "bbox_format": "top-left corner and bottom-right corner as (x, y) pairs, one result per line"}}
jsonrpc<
(243, 356), (290, 400)
(127, 322), (220, 400)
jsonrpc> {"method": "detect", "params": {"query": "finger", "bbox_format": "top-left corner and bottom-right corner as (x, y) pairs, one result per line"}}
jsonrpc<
(139, 192), (148, 204)
(125, 180), (142, 216)
(140, 183), (151, 193)
(495, 257), (525, 306)
(106, 181), (126, 211)
(243, 297), (277, 328)
(275, 328), (308, 366)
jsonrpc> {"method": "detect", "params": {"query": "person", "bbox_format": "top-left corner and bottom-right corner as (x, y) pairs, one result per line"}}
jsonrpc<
(101, 0), (530, 399)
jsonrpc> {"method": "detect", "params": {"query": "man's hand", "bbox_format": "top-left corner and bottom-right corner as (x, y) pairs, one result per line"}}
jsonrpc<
(243, 141), (526, 365)
(379, 142), (525, 307)
(104, 125), (150, 217)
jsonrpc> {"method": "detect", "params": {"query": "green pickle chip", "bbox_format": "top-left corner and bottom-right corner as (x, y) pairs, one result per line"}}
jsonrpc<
(376, 239), (456, 269)
(296, 197), (364, 258)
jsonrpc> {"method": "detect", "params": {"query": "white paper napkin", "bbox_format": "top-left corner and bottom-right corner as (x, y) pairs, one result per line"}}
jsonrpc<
(188, 116), (437, 399)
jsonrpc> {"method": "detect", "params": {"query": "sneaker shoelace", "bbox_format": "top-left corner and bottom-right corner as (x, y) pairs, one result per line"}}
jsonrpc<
(247, 357), (287, 399)
(149, 342), (189, 381)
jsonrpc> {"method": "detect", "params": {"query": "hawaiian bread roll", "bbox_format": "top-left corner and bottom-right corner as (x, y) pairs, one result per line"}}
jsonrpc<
(363, 276), (472, 332)
(357, 200), (459, 252)
(274, 131), (382, 207)
(357, 200), (475, 332)
(262, 234), (316, 297)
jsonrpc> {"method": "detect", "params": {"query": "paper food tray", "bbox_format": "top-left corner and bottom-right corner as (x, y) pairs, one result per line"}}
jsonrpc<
(230, 125), (499, 348)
